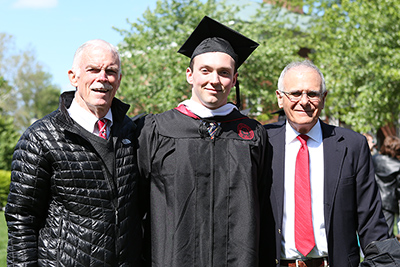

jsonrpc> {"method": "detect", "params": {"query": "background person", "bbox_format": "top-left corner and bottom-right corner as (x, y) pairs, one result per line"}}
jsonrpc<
(5, 39), (143, 266)
(363, 132), (378, 155)
(372, 135), (400, 238)
(261, 60), (389, 267)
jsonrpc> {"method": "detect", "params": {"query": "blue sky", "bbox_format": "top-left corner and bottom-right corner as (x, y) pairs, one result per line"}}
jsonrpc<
(0, 0), (157, 92)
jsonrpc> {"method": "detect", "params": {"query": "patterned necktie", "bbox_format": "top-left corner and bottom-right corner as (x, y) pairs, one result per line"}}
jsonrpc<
(97, 118), (108, 139)
(295, 134), (315, 256)
(207, 122), (219, 140)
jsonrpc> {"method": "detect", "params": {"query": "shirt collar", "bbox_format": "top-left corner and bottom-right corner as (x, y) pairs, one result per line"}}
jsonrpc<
(178, 99), (237, 118)
(67, 98), (113, 133)
(286, 120), (322, 144)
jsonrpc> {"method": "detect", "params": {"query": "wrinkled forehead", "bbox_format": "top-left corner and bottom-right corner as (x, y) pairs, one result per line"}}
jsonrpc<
(287, 66), (320, 77)
(80, 45), (120, 68)
(284, 67), (322, 88)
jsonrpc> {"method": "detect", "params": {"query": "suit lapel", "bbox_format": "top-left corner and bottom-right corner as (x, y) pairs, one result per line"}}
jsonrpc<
(321, 121), (346, 234)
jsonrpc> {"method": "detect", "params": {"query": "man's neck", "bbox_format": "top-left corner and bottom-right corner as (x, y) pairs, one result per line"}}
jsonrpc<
(74, 95), (110, 119)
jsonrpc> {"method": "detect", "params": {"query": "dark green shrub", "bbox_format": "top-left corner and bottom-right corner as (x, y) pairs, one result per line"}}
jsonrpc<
(0, 115), (19, 171)
(0, 170), (11, 208)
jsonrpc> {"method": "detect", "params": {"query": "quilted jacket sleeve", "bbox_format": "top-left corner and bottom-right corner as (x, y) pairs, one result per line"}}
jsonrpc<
(5, 125), (52, 266)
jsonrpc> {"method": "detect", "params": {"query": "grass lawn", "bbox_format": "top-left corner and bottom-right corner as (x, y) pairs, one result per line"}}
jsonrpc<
(0, 211), (7, 267)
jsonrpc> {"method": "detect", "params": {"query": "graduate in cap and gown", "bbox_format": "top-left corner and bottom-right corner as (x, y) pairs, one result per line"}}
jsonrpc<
(137, 16), (268, 266)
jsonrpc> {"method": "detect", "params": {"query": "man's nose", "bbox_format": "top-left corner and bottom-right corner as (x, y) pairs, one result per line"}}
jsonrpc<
(299, 92), (310, 104)
(97, 70), (108, 82)
(210, 71), (220, 84)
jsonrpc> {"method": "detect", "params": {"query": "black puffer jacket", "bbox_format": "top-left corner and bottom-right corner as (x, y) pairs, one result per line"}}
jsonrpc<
(5, 91), (144, 266)
(372, 154), (400, 213)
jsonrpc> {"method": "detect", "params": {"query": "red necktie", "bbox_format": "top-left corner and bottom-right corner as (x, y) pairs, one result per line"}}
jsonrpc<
(97, 118), (108, 139)
(295, 134), (315, 256)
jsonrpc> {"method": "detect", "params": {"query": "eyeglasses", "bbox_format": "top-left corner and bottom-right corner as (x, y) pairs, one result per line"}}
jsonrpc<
(280, 90), (323, 102)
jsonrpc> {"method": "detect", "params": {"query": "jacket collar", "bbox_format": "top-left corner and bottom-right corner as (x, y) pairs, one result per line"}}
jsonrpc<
(57, 90), (130, 127)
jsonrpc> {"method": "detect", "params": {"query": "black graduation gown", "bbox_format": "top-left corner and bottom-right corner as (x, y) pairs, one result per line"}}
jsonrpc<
(137, 106), (267, 267)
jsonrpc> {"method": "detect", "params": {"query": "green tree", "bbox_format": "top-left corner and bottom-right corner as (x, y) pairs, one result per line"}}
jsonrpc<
(116, 0), (400, 131)
(0, 77), (19, 171)
(0, 76), (14, 115)
(0, 115), (19, 170)
(304, 0), (400, 132)
(0, 33), (60, 131)
(246, 0), (312, 120)
(116, 0), (230, 115)
(115, 0), (305, 121)
(33, 86), (60, 120)
(0, 170), (11, 208)
(9, 48), (61, 129)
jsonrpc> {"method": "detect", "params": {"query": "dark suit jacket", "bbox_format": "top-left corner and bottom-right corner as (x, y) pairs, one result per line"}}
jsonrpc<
(260, 120), (389, 267)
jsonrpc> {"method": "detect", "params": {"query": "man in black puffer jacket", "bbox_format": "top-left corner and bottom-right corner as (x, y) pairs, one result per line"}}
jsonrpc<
(5, 39), (144, 266)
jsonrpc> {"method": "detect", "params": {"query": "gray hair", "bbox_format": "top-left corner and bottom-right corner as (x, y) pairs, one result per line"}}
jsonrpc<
(71, 39), (121, 77)
(277, 60), (326, 93)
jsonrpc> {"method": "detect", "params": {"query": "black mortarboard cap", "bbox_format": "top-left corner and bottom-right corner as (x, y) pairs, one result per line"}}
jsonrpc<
(178, 16), (259, 69)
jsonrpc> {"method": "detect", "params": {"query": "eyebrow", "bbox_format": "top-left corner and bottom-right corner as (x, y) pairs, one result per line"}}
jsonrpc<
(199, 63), (234, 71)
(86, 64), (119, 71)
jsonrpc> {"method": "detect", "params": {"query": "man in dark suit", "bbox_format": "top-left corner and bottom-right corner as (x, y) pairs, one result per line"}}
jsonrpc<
(261, 60), (389, 267)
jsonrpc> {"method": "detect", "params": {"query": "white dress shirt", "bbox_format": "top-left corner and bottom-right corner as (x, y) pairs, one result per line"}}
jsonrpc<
(67, 98), (113, 138)
(282, 120), (328, 259)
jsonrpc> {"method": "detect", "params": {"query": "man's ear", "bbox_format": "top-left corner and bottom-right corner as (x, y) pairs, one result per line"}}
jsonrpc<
(186, 67), (193, 85)
(276, 90), (284, 108)
(68, 69), (78, 87)
(232, 72), (238, 88)
(321, 91), (328, 109)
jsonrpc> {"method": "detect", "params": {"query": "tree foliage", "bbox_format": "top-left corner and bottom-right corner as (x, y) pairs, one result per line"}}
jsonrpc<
(0, 76), (19, 171)
(116, 0), (400, 131)
(304, 0), (400, 132)
(116, 0), (232, 115)
(115, 0), (305, 121)
(0, 115), (19, 170)
(0, 76), (14, 114)
(246, 0), (312, 120)
(0, 170), (11, 208)
(0, 33), (60, 131)
(0, 33), (60, 172)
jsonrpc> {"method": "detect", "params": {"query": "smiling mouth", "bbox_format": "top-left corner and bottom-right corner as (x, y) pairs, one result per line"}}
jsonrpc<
(90, 82), (113, 92)
(91, 88), (110, 93)
(296, 109), (314, 116)
(205, 87), (226, 93)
